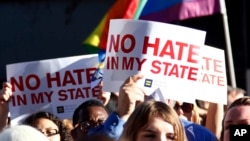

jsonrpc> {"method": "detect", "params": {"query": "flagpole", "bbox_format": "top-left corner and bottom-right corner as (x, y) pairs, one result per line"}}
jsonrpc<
(220, 0), (237, 87)
(133, 0), (148, 19)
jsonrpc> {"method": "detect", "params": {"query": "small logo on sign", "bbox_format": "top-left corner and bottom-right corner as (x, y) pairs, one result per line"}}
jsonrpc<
(144, 79), (153, 87)
(57, 106), (64, 113)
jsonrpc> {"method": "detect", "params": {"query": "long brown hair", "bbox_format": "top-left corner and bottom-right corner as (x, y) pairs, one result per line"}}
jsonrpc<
(120, 100), (187, 141)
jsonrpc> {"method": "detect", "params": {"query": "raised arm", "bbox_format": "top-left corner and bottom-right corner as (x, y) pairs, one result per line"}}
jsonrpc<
(205, 102), (224, 139)
(115, 74), (145, 121)
(0, 82), (12, 132)
(87, 74), (145, 140)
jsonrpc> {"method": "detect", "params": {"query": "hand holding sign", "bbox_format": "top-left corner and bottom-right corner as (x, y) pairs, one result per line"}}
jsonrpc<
(0, 82), (12, 104)
(6, 54), (101, 121)
(0, 82), (12, 132)
(115, 74), (146, 121)
(103, 19), (206, 103)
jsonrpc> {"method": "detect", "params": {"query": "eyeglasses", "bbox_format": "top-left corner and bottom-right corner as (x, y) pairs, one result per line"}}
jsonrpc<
(76, 120), (105, 133)
(38, 129), (59, 137)
(174, 102), (193, 113)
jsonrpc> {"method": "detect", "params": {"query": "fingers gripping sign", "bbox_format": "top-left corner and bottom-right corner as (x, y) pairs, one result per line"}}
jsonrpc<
(123, 74), (145, 102)
(116, 74), (146, 121)
(0, 82), (13, 132)
(0, 82), (13, 104)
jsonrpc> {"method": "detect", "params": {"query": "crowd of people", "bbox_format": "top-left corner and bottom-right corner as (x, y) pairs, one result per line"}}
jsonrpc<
(0, 73), (249, 141)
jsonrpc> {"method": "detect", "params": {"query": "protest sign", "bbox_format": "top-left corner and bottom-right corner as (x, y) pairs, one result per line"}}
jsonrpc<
(196, 45), (227, 104)
(103, 19), (206, 103)
(6, 54), (99, 124)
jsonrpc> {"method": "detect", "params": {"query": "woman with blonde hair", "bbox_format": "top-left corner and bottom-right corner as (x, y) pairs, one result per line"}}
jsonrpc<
(119, 100), (187, 141)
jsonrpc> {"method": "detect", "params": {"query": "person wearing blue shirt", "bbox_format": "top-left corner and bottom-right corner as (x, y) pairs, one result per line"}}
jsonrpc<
(87, 112), (218, 141)
(71, 74), (145, 141)
(72, 74), (218, 141)
(181, 118), (218, 141)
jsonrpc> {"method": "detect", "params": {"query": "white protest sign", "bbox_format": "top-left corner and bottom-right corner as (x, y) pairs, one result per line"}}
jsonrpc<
(6, 54), (100, 124)
(103, 19), (206, 103)
(196, 45), (227, 104)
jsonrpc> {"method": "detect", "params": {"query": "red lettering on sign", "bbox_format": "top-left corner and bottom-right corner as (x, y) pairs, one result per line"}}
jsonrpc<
(25, 74), (40, 90)
(11, 94), (27, 106)
(92, 86), (101, 98)
(150, 60), (198, 81)
(46, 68), (95, 88)
(121, 34), (135, 53)
(10, 76), (24, 92)
(159, 40), (174, 59)
(214, 59), (223, 73)
(142, 37), (200, 64)
(107, 56), (146, 71)
(201, 73), (225, 86)
(168, 64), (179, 77)
(59, 86), (100, 100)
(142, 36), (160, 56)
(31, 91), (53, 104)
(122, 57), (147, 70)
(217, 76), (225, 86)
(187, 44), (200, 63)
(46, 72), (61, 88)
(108, 34), (135, 53)
(151, 60), (161, 74)
(108, 34), (120, 53)
(188, 67), (198, 81)
(202, 57), (223, 73)
(122, 57), (134, 70)
(176, 42), (188, 61)
(106, 56), (118, 70)
(63, 71), (76, 86)
(86, 68), (96, 83)
(202, 57), (212, 70)
(10, 74), (41, 92)
(31, 92), (44, 104)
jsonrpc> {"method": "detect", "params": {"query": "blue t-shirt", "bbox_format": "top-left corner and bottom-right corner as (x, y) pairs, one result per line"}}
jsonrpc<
(181, 118), (218, 141)
(88, 112), (125, 141)
(88, 112), (218, 141)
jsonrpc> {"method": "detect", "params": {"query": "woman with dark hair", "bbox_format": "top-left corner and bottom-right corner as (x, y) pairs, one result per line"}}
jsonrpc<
(23, 111), (72, 141)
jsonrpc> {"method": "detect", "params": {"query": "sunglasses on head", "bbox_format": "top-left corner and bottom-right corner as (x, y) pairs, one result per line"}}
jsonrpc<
(174, 102), (193, 113)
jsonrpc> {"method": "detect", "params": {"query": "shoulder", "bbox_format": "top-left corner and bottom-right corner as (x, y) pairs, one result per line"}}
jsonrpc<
(180, 119), (218, 141)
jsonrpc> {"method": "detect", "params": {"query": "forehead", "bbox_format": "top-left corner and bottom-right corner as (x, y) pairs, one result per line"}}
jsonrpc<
(224, 106), (250, 123)
(144, 116), (174, 132)
(77, 106), (108, 121)
(31, 118), (58, 129)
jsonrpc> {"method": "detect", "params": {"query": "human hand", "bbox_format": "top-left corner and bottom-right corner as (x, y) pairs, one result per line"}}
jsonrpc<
(0, 82), (12, 104)
(0, 82), (12, 132)
(115, 74), (145, 121)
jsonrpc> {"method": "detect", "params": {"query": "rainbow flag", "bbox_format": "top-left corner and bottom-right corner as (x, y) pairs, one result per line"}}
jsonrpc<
(83, 0), (147, 53)
(139, 0), (224, 23)
(85, 0), (147, 87)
